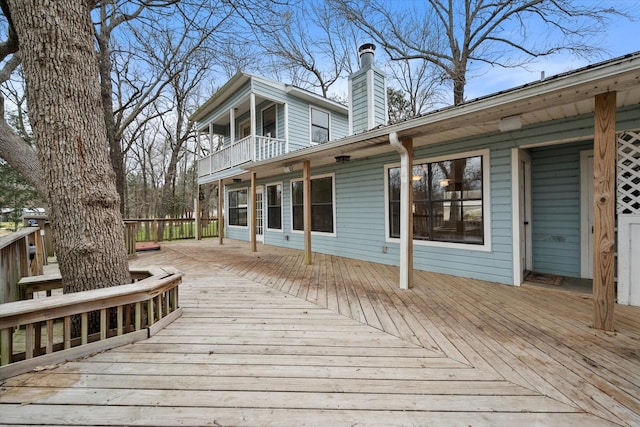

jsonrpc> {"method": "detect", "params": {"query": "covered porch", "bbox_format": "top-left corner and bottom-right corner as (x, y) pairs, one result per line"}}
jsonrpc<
(1, 239), (638, 425)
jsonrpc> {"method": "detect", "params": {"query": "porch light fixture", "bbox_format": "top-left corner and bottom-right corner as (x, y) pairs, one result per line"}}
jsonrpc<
(412, 174), (422, 181)
(283, 165), (292, 173)
(498, 115), (522, 132)
(335, 155), (351, 163)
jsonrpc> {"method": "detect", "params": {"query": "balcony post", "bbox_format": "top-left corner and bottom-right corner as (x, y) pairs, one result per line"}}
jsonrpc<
(250, 93), (256, 161)
(284, 103), (289, 153)
(230, 107), (235, 144)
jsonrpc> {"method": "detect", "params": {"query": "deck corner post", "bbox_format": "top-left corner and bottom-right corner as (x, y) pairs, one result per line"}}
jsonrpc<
(593, 91), (616, 331)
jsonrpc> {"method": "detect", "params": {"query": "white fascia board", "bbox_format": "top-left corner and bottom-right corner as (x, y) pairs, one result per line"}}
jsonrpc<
(247, 53), (640, 170)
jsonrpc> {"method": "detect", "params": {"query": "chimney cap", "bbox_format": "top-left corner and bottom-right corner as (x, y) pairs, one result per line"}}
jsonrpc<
(358, 43), (376, 55)
(358, 43), (376, 68)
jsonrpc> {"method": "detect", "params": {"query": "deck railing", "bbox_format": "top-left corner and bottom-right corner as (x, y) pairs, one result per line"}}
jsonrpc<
(0, 266), (182, 380)
(132, 218), (218, 242)
(0, 227), (45, 304)
(198, 135), (286, 177)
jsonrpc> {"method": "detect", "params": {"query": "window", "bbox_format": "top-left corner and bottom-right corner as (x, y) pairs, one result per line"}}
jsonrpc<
(262, 105), (276, 138)
(228, 189), (248, 227)
(388, 154), (484, 244)
(311, 108), (329, 143)
(266, 183), (282, 230)
(292, 175), (334, 233)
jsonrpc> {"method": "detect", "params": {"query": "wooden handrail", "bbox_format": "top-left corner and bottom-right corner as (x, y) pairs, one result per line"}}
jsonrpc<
(0, 267), (182, 380)
(0, 227), (44, 304)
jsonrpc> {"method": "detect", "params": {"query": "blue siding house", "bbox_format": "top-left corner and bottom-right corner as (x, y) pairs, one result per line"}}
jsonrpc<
(192, 45), (640, 318)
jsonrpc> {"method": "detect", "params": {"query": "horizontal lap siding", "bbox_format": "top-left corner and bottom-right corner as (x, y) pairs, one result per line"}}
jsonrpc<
(225, 105), (640, 286)
(530, 141), (592, 277)
(287, 97), (311, 151)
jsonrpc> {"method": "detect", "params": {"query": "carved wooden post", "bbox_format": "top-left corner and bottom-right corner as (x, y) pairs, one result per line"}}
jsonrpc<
(593, 92), (616, 331)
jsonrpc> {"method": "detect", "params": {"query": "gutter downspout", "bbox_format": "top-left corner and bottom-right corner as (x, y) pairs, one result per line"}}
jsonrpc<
(389, 132), (413, 290)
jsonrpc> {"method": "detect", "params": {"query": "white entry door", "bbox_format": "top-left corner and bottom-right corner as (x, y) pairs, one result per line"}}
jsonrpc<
(519, 151), (533, 273)
(580, 151), (594, 279)
(255, 187), (264, 243)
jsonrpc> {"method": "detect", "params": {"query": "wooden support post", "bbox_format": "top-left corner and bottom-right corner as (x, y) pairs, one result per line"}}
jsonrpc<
(218, 179), (224, 245)
(303, 160), (312, 265)
(195, 185), (202, 241)
(251, 172), (257, 252)
(593, 91), (616, 332)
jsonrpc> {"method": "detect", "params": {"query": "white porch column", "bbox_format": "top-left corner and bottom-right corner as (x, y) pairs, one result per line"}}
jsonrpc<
(284, 103), (289, 153)
(249, 93), (257, 160)
(230, 107), (235, 143)
(389, 132), (413, 290)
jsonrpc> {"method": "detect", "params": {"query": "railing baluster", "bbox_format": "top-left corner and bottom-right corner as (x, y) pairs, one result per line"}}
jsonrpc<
(117, 305), (123, 336)
(81, 312), (88, 345)
(100, 309), (107, 341)
(64, 316), (71, 349)
(147, 298), (154, 327)
(135, 302), (142, 330)
(46, 320), (54, 354)
(0, 327), (11, 365)
(25, 323), (34, 359)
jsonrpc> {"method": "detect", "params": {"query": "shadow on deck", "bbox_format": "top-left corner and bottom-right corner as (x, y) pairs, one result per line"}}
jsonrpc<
(1, 239), (638, 426)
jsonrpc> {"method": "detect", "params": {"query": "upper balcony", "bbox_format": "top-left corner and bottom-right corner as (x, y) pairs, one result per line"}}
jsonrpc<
(197, 134), (286, 179)
(191, 72), (350, 182)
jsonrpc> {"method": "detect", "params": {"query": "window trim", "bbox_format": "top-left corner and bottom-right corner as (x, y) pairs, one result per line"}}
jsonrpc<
(227, 187), (249, 229)
(309, 106), (331, 145)
(290, 172), (337, 237)
(383, 149), (491, 252)
(265, 181), (283, 232)
(261, 104), (277, 138)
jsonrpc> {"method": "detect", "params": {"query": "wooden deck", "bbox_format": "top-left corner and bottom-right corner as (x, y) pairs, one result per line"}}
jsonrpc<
(1, 239), (639, 426)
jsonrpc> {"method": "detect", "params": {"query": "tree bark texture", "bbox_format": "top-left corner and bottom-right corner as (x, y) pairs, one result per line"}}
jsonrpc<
(8, 0), (131, 293)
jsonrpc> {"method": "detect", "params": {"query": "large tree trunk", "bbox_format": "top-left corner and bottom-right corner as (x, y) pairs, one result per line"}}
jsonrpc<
(8, 0), (131, 293)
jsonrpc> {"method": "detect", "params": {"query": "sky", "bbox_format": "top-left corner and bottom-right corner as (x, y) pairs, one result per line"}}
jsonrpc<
(459, 4), (640, 100)
(325, 0), (640, 105)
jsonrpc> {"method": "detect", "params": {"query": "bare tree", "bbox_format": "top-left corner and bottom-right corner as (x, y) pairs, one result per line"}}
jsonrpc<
(3, 0), (130, 292)
(330, 0), (629, 105)
(387, 58), (444, 120)
(257, 2), (358, 98)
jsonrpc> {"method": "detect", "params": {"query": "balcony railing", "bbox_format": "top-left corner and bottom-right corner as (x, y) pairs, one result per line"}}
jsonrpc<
(198, 135), (286, 178)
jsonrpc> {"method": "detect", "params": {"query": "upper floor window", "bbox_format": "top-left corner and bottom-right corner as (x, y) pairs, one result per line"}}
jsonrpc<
(388, 154), (484, 245)
(291, 175), (335, 234)
(262, 105), (276, 138)
(228, 189), (248, 227)
(266, 183), (282, 230)
(311, 107), (329, 144)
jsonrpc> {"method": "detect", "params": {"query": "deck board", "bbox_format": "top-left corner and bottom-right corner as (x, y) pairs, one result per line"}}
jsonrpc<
(1, 239), (638, 426)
